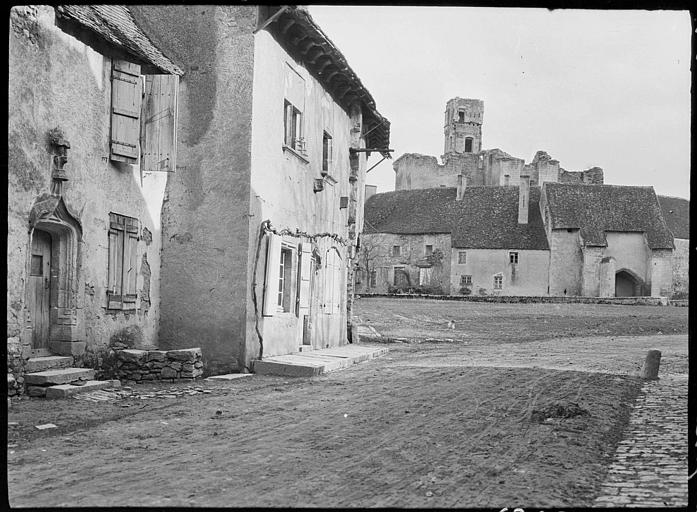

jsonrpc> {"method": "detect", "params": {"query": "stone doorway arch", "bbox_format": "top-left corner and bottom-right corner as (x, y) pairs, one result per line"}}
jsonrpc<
(615, 268), (644, 297)
(26, 194), (85, 356)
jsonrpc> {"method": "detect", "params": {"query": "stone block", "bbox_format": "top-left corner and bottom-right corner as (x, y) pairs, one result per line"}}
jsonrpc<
(142, 374), (155, 380)
(160, 367), (177, 379)
(167, 361), (182, 371)
(206, 373), (253, 381)
(8, 373), (16, 387)
(25, 367), (95, 386)
(180, 371), (194, 378)
(194, 361), (204, 369)
(118, 349), (148, 363)
(182, 363), (195, 372)
(166, 348), (201, 362)
(45, 379), (120, 399)
(147, 350), (167, 362)
(25, 356), (73, 373)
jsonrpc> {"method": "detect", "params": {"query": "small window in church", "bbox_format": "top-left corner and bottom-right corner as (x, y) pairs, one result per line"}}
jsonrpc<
(425, 244), (433, 256)
(509, 252), (519, 264)
(494, 274), (503, 290)
(458, 251), (467, 264)
(392, 245), (401, 257)
(458, 111), (465, 123)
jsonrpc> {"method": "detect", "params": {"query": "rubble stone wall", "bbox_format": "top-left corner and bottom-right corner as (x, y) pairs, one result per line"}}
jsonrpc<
(113, 348), (203, 383)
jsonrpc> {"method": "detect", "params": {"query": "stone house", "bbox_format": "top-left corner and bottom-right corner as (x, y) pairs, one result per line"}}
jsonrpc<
(657, 196), (690, 298)
(8, 5), (182, 385)
(8, 5), (390, 387)
(358, 180), (677, 298)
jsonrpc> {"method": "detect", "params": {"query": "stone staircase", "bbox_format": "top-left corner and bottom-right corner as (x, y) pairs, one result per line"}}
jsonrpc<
(24, 356), (120, 399)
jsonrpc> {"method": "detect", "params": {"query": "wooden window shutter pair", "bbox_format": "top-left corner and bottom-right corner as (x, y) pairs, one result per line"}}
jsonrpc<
(110, 59), (178, 173)
(108, 213), (139, 310)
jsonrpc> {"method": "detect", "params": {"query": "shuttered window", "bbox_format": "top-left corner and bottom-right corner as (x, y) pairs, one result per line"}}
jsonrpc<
(141, 74), (179, 173)
(263, 233), (282, 316)
(110, 60), (142, 164)
(324, 248), (343, 315)
(107, 213), (139, 310)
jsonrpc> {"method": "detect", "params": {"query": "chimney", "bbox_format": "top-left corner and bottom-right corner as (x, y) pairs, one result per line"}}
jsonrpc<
(364, 184), (377, 201)
(518, 175), (530, 224)
(456, 174), (466, 200)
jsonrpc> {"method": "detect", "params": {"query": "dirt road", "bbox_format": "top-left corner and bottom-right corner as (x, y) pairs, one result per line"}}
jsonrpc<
(7, 300), (688, 508)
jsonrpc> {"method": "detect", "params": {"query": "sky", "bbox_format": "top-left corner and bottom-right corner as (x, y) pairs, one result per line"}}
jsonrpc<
(309, 6), (691, 199)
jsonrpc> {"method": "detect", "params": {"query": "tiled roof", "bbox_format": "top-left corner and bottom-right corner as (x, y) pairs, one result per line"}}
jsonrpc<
(657, 195), (690, 240)
(544, 183), (674, 249)
(55, 5), (182, 75)
(363, 186), (549, 250)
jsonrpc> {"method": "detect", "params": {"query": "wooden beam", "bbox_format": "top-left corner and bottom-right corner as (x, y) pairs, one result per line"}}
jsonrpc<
(279, 17), (295, 35)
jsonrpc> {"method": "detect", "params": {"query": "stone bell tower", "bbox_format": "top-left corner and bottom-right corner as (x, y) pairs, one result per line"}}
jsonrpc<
(443, 97), (484, 156)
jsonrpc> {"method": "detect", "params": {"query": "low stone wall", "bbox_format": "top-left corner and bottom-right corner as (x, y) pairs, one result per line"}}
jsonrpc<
(356, 293), (673, 306)
(7, 336), (25, 397)
(114, 348), (204, 383)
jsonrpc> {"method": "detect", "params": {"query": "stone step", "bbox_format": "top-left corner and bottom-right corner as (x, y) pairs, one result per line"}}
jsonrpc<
(45, 379), (121, 399)
(25, 356), (74, 373)
(24, 367), (95, 386)
(253, 345), (389, 377)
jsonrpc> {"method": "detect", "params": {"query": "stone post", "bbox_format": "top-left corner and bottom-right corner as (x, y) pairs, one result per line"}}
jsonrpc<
(640, 350), (661, 380)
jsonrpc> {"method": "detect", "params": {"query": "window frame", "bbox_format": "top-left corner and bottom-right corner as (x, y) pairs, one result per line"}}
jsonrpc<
(322, 131), (333, 176)
(509, 251), (519, 264)
(283, 100), (306, 158)
(460, 275), (472, 286)
(458, 251), (467, 264)
(277, 246), (294, 313)
(425, 244), (433, 257)
(464, 137), (473, 153)
(493, 274), (503, 290)
(392, 245), (401, 257)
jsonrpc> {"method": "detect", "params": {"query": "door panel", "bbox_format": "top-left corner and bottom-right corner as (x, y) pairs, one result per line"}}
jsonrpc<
(28, 230), (51, 350)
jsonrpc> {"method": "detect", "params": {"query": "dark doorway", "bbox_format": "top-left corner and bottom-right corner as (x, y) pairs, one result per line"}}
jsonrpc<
(615, 270), (642, 297)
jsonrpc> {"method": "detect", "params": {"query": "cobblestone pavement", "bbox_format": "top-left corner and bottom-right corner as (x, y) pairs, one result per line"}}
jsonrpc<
(593, 373), (688, 507)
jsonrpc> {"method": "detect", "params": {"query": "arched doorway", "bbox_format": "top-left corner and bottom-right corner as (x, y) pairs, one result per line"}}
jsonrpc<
(615, 269), (643, 297)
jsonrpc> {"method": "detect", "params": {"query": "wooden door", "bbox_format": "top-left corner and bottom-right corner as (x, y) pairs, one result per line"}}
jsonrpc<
(28, 230), (51, 350)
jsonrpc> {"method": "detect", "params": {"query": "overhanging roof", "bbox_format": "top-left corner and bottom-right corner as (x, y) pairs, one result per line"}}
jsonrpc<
(55, 5), (182, 75)
(262, 6), (391, 156)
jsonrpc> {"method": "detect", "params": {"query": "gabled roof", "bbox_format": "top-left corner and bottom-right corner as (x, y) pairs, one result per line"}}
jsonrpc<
(543, 183), (674, 249)
(55, 5), (182, 75)
(363, 186), (549, 250)
(262, 6), (390, 155)
(657, 195), (690, 240)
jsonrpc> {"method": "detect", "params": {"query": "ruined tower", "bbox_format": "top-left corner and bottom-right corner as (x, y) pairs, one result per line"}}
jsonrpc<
(443, 98), (484, 156)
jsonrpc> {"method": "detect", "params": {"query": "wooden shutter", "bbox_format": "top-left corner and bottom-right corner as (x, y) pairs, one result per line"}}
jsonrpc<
(333, 256), (343, 314)
(263, 233), (282, 316)
(110, 60), (142, 163)
(296, 243), (312, 316)
(122, 219), (139, 310)
(107, 226), (124, 309)
(141, 74), (178, 173)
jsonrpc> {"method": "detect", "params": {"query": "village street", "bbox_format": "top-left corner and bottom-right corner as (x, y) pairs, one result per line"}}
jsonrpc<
(7, 300), (688, 508)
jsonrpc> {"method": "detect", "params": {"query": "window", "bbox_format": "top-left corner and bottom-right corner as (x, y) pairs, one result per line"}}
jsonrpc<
(110, 60), (178, 173)
(284, 100), (304, 153)
(283, 63), (306, 157)
(464, 137), (473, 153)
(458, 251), (467, 264)
(278, 247), (293, 312)
(263, 233), (298, 316)
(509, 251), (519, 264)
(369, 270), (377, 288)
(392, 245), (401, 257)
(107, 213), (139, 310)
(458, 110), (465, 123)
(419, 267), (432, 286)
(322, 131), (333, 175)
(425, 244), (433, 256)
(460, 275), (472, 286)
(494, 274), (503, 290)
